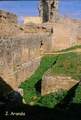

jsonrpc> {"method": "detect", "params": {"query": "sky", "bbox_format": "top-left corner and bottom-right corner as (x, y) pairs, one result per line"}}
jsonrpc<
(0, 1), (39, 23)
(59, 0), (81, 19)
(0, 0), (81, 22)
(0, 1), (39, 16)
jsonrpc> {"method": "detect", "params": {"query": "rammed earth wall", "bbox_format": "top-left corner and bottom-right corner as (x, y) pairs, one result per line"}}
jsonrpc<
(0, 33), (51, 90)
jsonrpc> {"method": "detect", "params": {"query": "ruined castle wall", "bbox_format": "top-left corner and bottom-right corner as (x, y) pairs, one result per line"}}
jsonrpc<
(39, 0), (59, 22)
(24, 16), (42, 24)
(48, 0), (59, 22)
(41, 74), (78, 95)
(0, 10), (17, 23)
(0, 33), (51, 90)
(39, 0), (49, 22)
(51, 18), (81, 51)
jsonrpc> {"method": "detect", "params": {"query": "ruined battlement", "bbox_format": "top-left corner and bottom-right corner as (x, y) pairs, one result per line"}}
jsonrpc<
(39, 0), (59, 22)
(0, 10), (17, 23)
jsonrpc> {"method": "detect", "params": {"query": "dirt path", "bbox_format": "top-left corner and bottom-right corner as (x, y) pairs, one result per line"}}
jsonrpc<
(42, 48), (81, 55)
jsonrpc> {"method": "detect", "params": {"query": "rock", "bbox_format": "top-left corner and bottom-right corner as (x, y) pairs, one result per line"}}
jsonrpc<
(17, 88), (24, 96)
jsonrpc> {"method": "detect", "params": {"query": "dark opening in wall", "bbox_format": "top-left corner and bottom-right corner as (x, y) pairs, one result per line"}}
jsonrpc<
(51, 1), (55, 9)
(40, 40), (44, 48)
(50, 12), (53, 16)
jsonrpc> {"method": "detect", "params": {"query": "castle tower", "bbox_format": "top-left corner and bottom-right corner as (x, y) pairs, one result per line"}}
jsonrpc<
(39, 0), (59, 22)
(39, 0), (49, 22)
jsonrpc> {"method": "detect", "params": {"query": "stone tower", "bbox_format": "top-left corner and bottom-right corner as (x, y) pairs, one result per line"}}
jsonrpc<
(39, 0), (59, 22)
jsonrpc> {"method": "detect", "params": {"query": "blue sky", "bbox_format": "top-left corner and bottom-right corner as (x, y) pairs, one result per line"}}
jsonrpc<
(0, 0), (81, 21)
(0, 1), (39, 16)
(59, 0), (81, 19)
(0, 1), (39, 23)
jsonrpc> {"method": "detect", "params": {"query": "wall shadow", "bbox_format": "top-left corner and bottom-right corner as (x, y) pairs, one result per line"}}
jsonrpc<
(54, 82), (80, 110)
(35, 79), (41, 94)
(0, 76), (81, 120)
(0, 77), (23, 109)
(1, 101), (81, 120)
(0, 77), (13, 98)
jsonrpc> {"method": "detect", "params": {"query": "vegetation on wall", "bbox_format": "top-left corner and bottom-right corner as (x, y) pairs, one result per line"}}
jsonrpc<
(73, 84), (81, 104)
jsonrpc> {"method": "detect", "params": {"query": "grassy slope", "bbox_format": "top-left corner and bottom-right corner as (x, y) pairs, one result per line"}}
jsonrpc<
(36, 90), (67, 108)
(20, 51), (81, 107)
(50, 52), (81, 80)
(73, 84), (81, 103)
(20, 55), (58, 103)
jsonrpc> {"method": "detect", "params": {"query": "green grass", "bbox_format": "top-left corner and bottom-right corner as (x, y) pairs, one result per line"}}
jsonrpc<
(73, 84), (81, 104)
(20, 55), (58, 103)
(50, 52), (81, 80)
(20, 51), (81, 107)
(36, 90), (67, 108)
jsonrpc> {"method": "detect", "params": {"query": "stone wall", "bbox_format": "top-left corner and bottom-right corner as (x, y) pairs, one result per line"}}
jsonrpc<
(51, 18), (81, 51)
(41, 75), (79, 95)
(1, 7), (81, 92)
(39, 0), (59, 22)
(0, 33), (51, 90)
(0, 10), (17, 23)
(24, 16), (42, 24)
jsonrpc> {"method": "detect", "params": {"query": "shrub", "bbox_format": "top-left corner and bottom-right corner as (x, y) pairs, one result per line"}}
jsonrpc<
(36, 90), (67, 108)
(73, 84), (81, 104)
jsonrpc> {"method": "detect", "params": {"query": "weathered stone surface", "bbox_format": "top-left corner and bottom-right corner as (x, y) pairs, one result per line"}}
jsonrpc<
(17, 88), (24, 96)
(1, 7), (81, 92)
(51, 18), (81, 50)
(39, 0), (59, 22)
(0, 10), (52, 90)
(24, 16), (42, 24)
(0, 10), (17, 23)
(39, 0), (81, 51)
(0, 33), (51, 89)
(41, 75), (79, 95)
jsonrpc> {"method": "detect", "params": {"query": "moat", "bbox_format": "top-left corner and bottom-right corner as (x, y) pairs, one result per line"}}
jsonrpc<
(0, 0), (81, 120)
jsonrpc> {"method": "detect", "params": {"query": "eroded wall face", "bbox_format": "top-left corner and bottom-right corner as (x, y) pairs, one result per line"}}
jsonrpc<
(41, 75), (79, 95)
(0, 10), (17, 23)
(51, 19), (81, 51)
(49, 0), (59, 22)
(39, 0), (59, 22)
(0, 33), (51, 90)
(39, 0), (49, 22)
